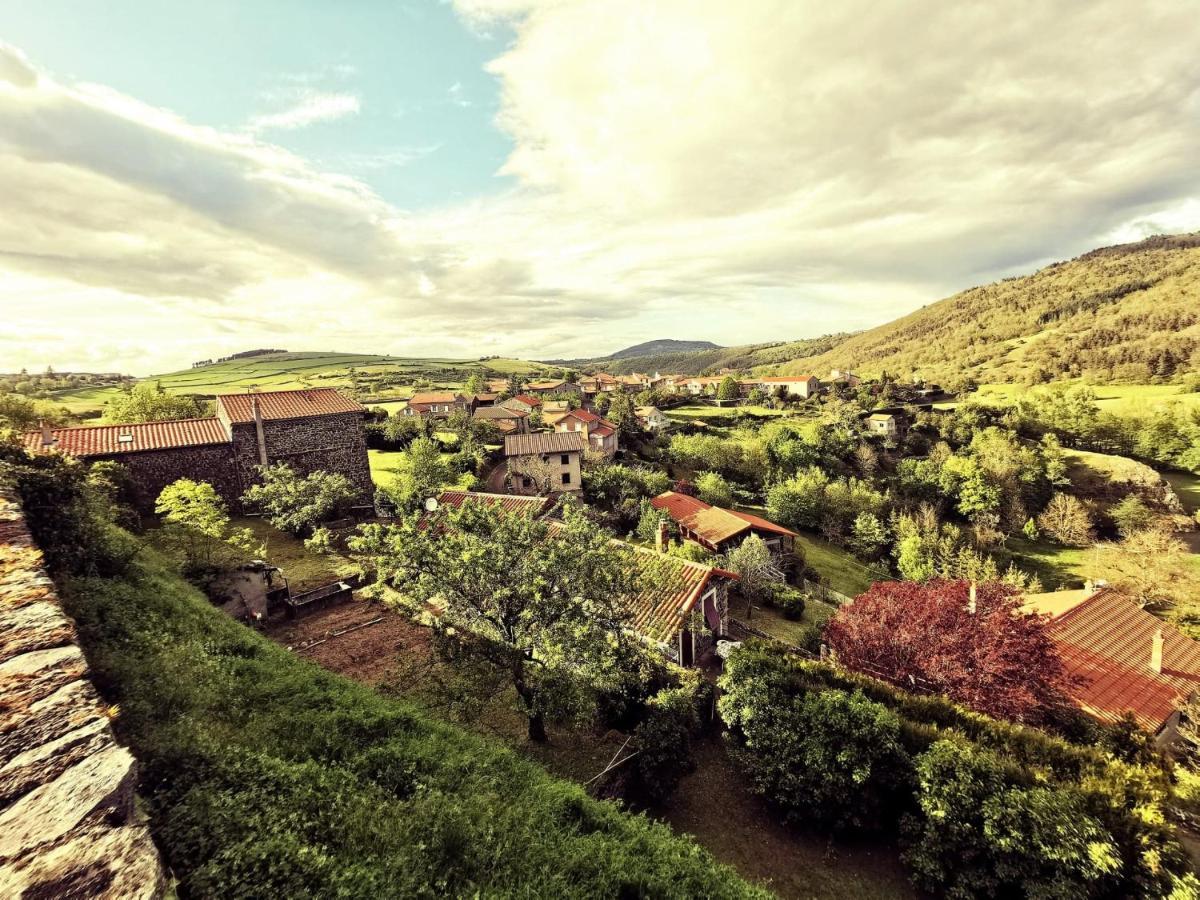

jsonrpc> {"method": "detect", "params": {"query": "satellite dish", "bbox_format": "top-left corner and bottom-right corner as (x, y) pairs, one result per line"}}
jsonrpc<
(424, 497), (439, 512)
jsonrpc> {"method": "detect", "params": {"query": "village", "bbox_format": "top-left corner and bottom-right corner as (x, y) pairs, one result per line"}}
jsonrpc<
(7, 355), (1200, 898)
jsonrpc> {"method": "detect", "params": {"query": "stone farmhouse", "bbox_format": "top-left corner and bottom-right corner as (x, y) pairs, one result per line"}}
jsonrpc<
(1022, 585), (1200, 744)
(503, 431), (585, 494)
(553, 409), (618, 457)
(24, 388), (372, 511)
(652, 490), (797, 556)
(403, 391), (467, 419)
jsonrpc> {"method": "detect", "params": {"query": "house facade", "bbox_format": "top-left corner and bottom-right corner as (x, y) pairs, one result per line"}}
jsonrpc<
(403, 392), (467, 419)
(753, 375), (819, 398)
(25, 388), (373, 511)
(553, 409), (618, 457)
(503, 431), (586, 494)
(636, 406), (670, 431)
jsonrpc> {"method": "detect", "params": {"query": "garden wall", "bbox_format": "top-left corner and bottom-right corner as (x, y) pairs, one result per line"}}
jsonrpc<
(0, 491), (166, 898)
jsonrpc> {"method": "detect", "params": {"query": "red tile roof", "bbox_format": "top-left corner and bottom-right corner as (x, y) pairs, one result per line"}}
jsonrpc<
(23, 418), (229, 457)
(217, 388), (364, 424)
(408, 392), (461, 405)
(435, 490), (553, 518)
(651, 491), (710, 520)
(1033, 588), (1200, 731)
(726, 508), (796, 538)
(756, 376), (817, 383)
(651, 491), (795, 543)
(510, 394), (542, 408)
(680, 507), (752, 546)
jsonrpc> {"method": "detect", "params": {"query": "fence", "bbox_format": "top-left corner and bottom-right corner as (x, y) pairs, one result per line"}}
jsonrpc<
(284, 580), (354, 618)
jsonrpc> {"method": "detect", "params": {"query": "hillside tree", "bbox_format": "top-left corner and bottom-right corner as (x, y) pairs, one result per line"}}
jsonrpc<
(105, 381), (209, 423)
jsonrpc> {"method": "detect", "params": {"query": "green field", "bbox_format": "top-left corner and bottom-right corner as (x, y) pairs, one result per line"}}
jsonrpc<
(973, 382), (1200, 415)
(665, 404), (786, 421)
(47, 351), (549, 417)
(1165, 470), (1200, 515)
(794, 530), (886, 597)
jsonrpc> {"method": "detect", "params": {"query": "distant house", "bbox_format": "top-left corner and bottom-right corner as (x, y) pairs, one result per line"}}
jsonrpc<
(1022, 585), (1200, 743)
(500, 394), (542, 415)
(651, 491), (796, 555)
(473, 405), (528, 435)
(684, 377), (722, 396)
(503, 431), (586, 493)
(828, 369), (862, 388)
(636, 406), (670, 431)
(404, 392), (466, 419)
(471, 392), (500, 407)
(553, 409), (618, 457)
(754, 375), (819, 398)
(525, 379), (582, 398)
(867, 412), (901, 437)
(578, 373), (621, 398)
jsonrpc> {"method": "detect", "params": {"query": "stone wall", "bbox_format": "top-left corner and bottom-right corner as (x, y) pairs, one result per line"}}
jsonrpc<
(0, 492), (166, 899)
(230, 412), (374, 503)
(97, 443), (241, 512)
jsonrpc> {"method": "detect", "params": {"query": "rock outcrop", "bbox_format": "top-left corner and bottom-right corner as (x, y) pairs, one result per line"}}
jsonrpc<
(0, 492), (167, 899)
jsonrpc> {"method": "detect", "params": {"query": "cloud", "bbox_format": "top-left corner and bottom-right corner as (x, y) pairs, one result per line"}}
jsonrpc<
(248, 90), (361, 132)
(3, 2), (1200, 373)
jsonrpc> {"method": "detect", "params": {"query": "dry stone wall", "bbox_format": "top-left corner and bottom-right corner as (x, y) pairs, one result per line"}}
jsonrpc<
(0, 492), (166, 899)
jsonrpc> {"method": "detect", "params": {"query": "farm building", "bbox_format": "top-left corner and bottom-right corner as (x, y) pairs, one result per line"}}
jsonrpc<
(1022, 585), (1200, 743)
(24, 387), (372, 511)
(503, 431), (586, 494)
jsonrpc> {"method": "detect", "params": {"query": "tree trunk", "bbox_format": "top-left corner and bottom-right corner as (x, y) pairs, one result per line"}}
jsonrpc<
(512, 659), (547, 743)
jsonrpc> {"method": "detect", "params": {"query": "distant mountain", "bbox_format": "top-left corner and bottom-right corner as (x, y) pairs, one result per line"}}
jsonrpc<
(595, 333), (854, 376)
(771, 233), (1200, 385)
(606, 339), (722, 360)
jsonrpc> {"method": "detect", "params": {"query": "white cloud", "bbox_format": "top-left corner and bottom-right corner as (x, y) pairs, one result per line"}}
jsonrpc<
(3, 2), (1200, 374)
(248, 90), (361, 132)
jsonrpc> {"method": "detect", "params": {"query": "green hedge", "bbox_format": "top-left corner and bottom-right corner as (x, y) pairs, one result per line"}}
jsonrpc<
(62, 548), (769, 899)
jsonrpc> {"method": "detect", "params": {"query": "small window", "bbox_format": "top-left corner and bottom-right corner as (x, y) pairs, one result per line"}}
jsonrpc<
(561, 472), (571, 485)
(117, 433), (134, 443)
(560, 453), (569, 464)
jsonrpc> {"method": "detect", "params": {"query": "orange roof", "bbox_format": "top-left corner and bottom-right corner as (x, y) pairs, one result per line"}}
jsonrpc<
(651, 491), (709, 520)
(436, 490), (553, 518)
(757, 376), (816, 383)
(1033, 588), (1200, 731)
(408, 392), (461, 405)
(217, 388), (364, 423)
(680, 507), (752, 546)
(23, 418), (229, 457)
(511, 393), (542, 407)
(726, 508), (796, 538)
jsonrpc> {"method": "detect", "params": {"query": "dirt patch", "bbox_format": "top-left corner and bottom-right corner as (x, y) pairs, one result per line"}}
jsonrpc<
(266, 599), (431, 687)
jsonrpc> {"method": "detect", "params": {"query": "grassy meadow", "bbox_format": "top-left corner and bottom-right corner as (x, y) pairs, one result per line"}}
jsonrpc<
(973, 381), (1200, 415)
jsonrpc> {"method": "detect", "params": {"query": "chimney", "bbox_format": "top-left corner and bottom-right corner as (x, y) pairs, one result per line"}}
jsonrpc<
(1151, 629), (1164, 675)
(39, 420), (55, 447)
(967, 582), (977, 615)
(251, 397), (268, 467)
(1084, 578), (1095, 595)
(655, 520), (671, 554)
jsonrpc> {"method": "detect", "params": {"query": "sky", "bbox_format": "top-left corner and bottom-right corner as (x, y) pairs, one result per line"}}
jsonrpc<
(1, 0), (1199, 375)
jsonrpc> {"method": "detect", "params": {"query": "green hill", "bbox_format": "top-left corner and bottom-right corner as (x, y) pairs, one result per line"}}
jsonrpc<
(775, 233), (1200, 384)
(592, 333), (855, 376)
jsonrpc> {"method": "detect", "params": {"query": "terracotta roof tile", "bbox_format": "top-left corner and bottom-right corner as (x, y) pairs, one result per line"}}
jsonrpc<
(217, 388), (364, 423)
(436, 490), (553, 518)
(651, 491), (711, 520)
(680, 507), (751, 546)
(23, 418), (228, 457)
(408, 392), (461, 405)
(1040, 588), (1200, 731)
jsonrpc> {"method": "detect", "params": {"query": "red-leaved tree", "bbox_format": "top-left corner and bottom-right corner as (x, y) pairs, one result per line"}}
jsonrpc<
(824, 580), (1072, 724)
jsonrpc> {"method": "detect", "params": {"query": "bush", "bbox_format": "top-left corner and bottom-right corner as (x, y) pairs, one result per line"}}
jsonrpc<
(719, 645), (911, 833)
(772, 585), (807, 620)
(632, 685), (699, 804)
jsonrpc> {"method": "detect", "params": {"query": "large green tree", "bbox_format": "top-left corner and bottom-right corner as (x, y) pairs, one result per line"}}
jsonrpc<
(104, 381), (209, 423)
(241, 463), (357, 536)
(350, 500), (645, 741)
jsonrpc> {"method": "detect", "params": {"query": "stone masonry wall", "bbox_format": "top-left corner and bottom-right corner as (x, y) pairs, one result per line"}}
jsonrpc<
(0, 492), (166, 899)
(98, 443), (241, 512)
(229, 412), (374, 503)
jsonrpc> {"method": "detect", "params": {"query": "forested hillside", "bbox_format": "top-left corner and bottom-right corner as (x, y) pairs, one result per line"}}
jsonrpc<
(777, 234), (1200, 384)
(595, 333), (854, 376)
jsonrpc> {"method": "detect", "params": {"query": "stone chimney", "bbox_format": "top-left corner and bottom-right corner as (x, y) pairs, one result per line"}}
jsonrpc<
(251, 396), (268, 467)
(655, 520), (671, 554)
(1151, 629), (1164, 675)
(1084, 578), (1095, 595)
(967, 582), (977, 615)
(39, 420), (55, 447)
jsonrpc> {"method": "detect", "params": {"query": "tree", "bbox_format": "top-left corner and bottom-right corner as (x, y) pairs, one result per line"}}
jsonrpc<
(464, 372), (488, 396)
(724, 534), (783, 619)
(825, 580), (1071, 724)
(104, 381), (209, 423)
(241, 463), (357, 536)
(1110, 495), (1153, 537)
(694, 471), (733, 507)
(390, 436), (451, 511)
(1090, 527), (1200, 637)
(349, 500), (644, 741)
(850, 512), (888, 560)
(607, 391), (636, 434)
(0, 394), (71, 432)
(504, 373), (524, 397)
(155, 479), (256, 573)
(1036, 493), (1093, 546)
(716, 376), (740, 401)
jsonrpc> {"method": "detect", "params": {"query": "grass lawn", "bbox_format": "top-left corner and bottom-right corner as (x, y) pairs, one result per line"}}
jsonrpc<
(665, 404), (786, 420)
(793, 531), (885, 597)
(367, 400), (409, 416)
(1000, 535), (1087, 590)
(1165, 470), (1200, 515)
(369, 449), (409, 491)
(974, 381), (1200, 415)
(234, 516), (356, 593)
(742, 597), (839, 647)
(44, 384), (125, 415)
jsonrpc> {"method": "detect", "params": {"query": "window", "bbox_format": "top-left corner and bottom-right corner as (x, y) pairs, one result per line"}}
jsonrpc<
(560, 453), (569, 464)
(561, 472), (571, 485)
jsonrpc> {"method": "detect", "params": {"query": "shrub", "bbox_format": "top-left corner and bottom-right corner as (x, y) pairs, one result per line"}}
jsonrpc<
(719, 645), (911, 833)
(772, 585), (807, 621)
(632, 685), (699, 804)
(241, 463), (357, 536)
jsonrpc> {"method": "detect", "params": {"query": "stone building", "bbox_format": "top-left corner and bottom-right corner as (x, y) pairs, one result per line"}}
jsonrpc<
(24, 388), (372, 511)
